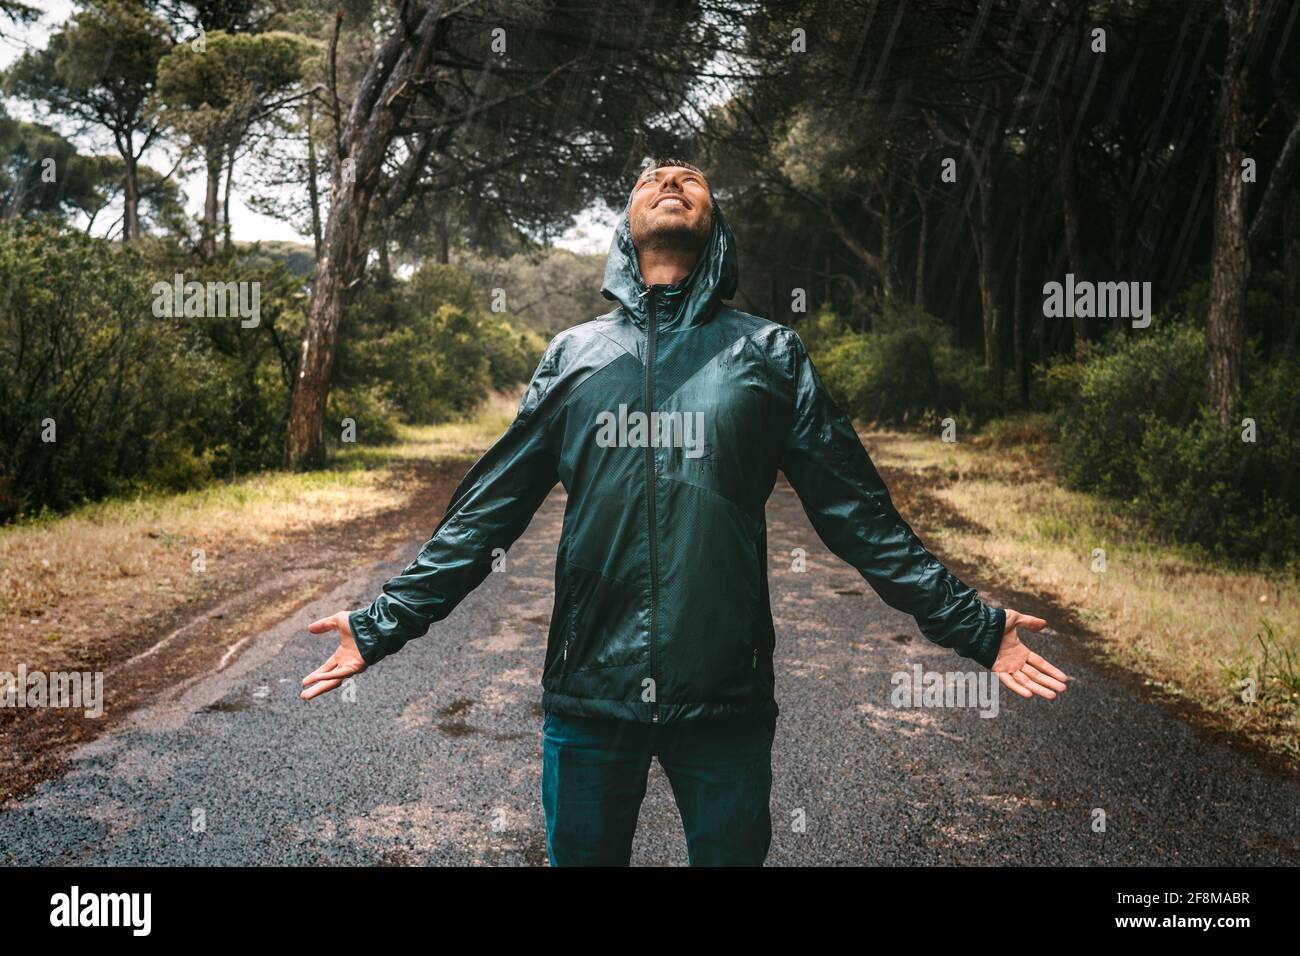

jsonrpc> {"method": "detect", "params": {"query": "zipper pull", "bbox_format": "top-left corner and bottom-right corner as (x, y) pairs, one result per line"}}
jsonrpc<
(563, 639), (568, 661)
(753, 649), (757, 670)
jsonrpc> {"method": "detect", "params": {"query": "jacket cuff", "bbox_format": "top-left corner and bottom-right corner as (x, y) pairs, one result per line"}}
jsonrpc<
(348, 607), (388, 667)
(967, 605), (1006, 670)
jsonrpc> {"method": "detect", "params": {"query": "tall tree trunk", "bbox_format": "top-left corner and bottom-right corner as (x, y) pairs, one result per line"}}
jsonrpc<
(1056, 97), (1088, 354)
(284, 4), (443, 469)
(435, 206), (450, 264)
(284, 173), (374, 468)
(880, 188), (894, 305)
(974, 220), (1003, 399)
(1205, 0), (1261, 425)
(914, 190), (928, 312)
(978, 265), (1002, 392)
(1014, 176), (1028, 406)
(222, 148), (236, 255)
(306, 102), (323, 260)
(1283, 186), (1299, 355)
(123, 150), (141, 242)
(377, 230), (391, 279)
(972, 169), (1003, 400)
(202, 147), (221, 257)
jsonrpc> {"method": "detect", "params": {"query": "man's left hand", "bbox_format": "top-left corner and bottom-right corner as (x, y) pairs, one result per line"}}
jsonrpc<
(992, 609), (1070, 700)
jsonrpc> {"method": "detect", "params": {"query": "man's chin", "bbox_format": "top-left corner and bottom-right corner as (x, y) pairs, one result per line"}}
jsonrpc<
(634, 221), (710, 254)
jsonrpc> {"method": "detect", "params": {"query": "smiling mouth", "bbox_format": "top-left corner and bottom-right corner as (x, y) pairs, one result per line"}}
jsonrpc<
(653, 195), (689, 210)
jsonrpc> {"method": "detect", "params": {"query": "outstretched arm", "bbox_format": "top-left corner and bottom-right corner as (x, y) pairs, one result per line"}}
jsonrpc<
(301, 337), (564, 700)
(777, 330), (1069, 700)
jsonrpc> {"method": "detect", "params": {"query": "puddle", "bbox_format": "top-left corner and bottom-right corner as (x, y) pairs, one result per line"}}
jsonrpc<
(202, 693), (255, 713)
(437, 721), (477, 737)
(438, 698), (475, 718)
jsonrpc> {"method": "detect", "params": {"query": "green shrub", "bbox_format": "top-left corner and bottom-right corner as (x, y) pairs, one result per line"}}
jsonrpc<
(339, 266), (542, 425)
(1046, 322), (1204, 498)
(1135, 413), (1299, 565)
(326, 385), (401, 448)
(480, 319), (547, 388)
(0, 222), (303, 518)
(808, 305), (999, 427)
(1046, 320), (1300, 566)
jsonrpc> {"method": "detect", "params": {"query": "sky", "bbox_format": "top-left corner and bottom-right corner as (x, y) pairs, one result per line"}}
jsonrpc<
(0, 0), (617, 254)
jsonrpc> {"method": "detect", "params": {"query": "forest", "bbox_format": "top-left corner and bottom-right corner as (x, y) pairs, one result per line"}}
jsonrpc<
(1, 0), (1297, 568)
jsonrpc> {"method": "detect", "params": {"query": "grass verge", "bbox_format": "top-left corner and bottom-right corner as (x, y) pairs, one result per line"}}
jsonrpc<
(864, 417), (1300, 763)
(0, 392), (516, 674)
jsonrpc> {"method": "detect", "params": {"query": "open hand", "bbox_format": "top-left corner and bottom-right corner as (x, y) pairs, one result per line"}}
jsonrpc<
(992, 609), (1070, 700)
(300, 611), (368, 700)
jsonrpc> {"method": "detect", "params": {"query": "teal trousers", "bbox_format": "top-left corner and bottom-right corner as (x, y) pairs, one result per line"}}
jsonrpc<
(541, 710), (776, 866)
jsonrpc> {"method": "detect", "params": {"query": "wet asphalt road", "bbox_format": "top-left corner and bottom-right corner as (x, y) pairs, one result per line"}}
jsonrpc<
(3, 479), (1299, 866)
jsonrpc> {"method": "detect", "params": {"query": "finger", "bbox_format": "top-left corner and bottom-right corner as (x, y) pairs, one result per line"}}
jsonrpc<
(302, 655), (342, 686)
(303, 659), (363, 688)
(308, 616), (340, 635)
(1026, 652), (1070, 683)
(1022, 663), (1068, 693)
(997, 671), (1033, 698)
(300, 677), (343, 700)
(1011, 670), (1057, 700)
(1011, 613), (1048, 632)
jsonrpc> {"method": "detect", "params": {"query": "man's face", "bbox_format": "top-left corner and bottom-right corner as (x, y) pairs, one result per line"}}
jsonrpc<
(628, 165), (713, 260)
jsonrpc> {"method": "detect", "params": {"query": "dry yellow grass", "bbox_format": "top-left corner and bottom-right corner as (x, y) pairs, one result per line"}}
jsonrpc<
(865, 427), (1300, 759)
(0, 392), (518, 640)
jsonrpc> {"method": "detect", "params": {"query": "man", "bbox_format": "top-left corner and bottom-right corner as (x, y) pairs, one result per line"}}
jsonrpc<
(301, 158), (1069, 866)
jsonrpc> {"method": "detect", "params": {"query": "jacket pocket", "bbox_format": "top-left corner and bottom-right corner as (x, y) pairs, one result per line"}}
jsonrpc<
(557, 563), (643, 677)
(559, 601), (577, 678)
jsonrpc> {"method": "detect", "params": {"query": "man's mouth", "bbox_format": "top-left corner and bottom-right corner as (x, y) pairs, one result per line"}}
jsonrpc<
(653, 194), (689, 209)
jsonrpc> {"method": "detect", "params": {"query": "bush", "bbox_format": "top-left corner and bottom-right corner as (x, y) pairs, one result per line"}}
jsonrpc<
(326, 385), (401, 448)
(1046, 320), (1300, 566)
(808, 305), (1000, 428)
(1046, 322), (1204, 498)
(386, 305), (493, 423)
(0, 222), (304, 518)
(0, 227), (553, 522)
(480, 319), (547, 388)
(1135, 413), (1299, 565)
(340, 265), (543, 425)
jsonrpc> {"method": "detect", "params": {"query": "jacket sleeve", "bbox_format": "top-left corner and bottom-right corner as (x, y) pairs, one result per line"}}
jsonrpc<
(347, 336), (564, 666)
(777, 330), (1006, 668)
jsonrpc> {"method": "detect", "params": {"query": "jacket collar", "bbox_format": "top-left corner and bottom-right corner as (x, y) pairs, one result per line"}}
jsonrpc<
(599, 184), (738, 331)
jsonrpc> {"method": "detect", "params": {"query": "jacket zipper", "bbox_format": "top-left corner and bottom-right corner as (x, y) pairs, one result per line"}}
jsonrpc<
(645, 286), (660, 723)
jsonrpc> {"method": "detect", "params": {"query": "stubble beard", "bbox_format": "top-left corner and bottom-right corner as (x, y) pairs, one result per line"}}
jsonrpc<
(631, 205), (712, 260)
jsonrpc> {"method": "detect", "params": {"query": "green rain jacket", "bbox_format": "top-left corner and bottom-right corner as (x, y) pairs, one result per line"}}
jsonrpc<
(349, 187), (1006, 724)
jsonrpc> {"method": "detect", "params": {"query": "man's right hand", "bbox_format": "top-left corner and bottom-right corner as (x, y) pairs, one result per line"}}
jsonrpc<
(300, 611), (368, 700)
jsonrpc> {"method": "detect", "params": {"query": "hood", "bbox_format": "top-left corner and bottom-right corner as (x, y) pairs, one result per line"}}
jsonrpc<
(599, 181), (739, 330)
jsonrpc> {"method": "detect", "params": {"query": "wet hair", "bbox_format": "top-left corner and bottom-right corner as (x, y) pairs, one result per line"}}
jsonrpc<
(637, 157), (707, 184)
(646, 157), (704, 175)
